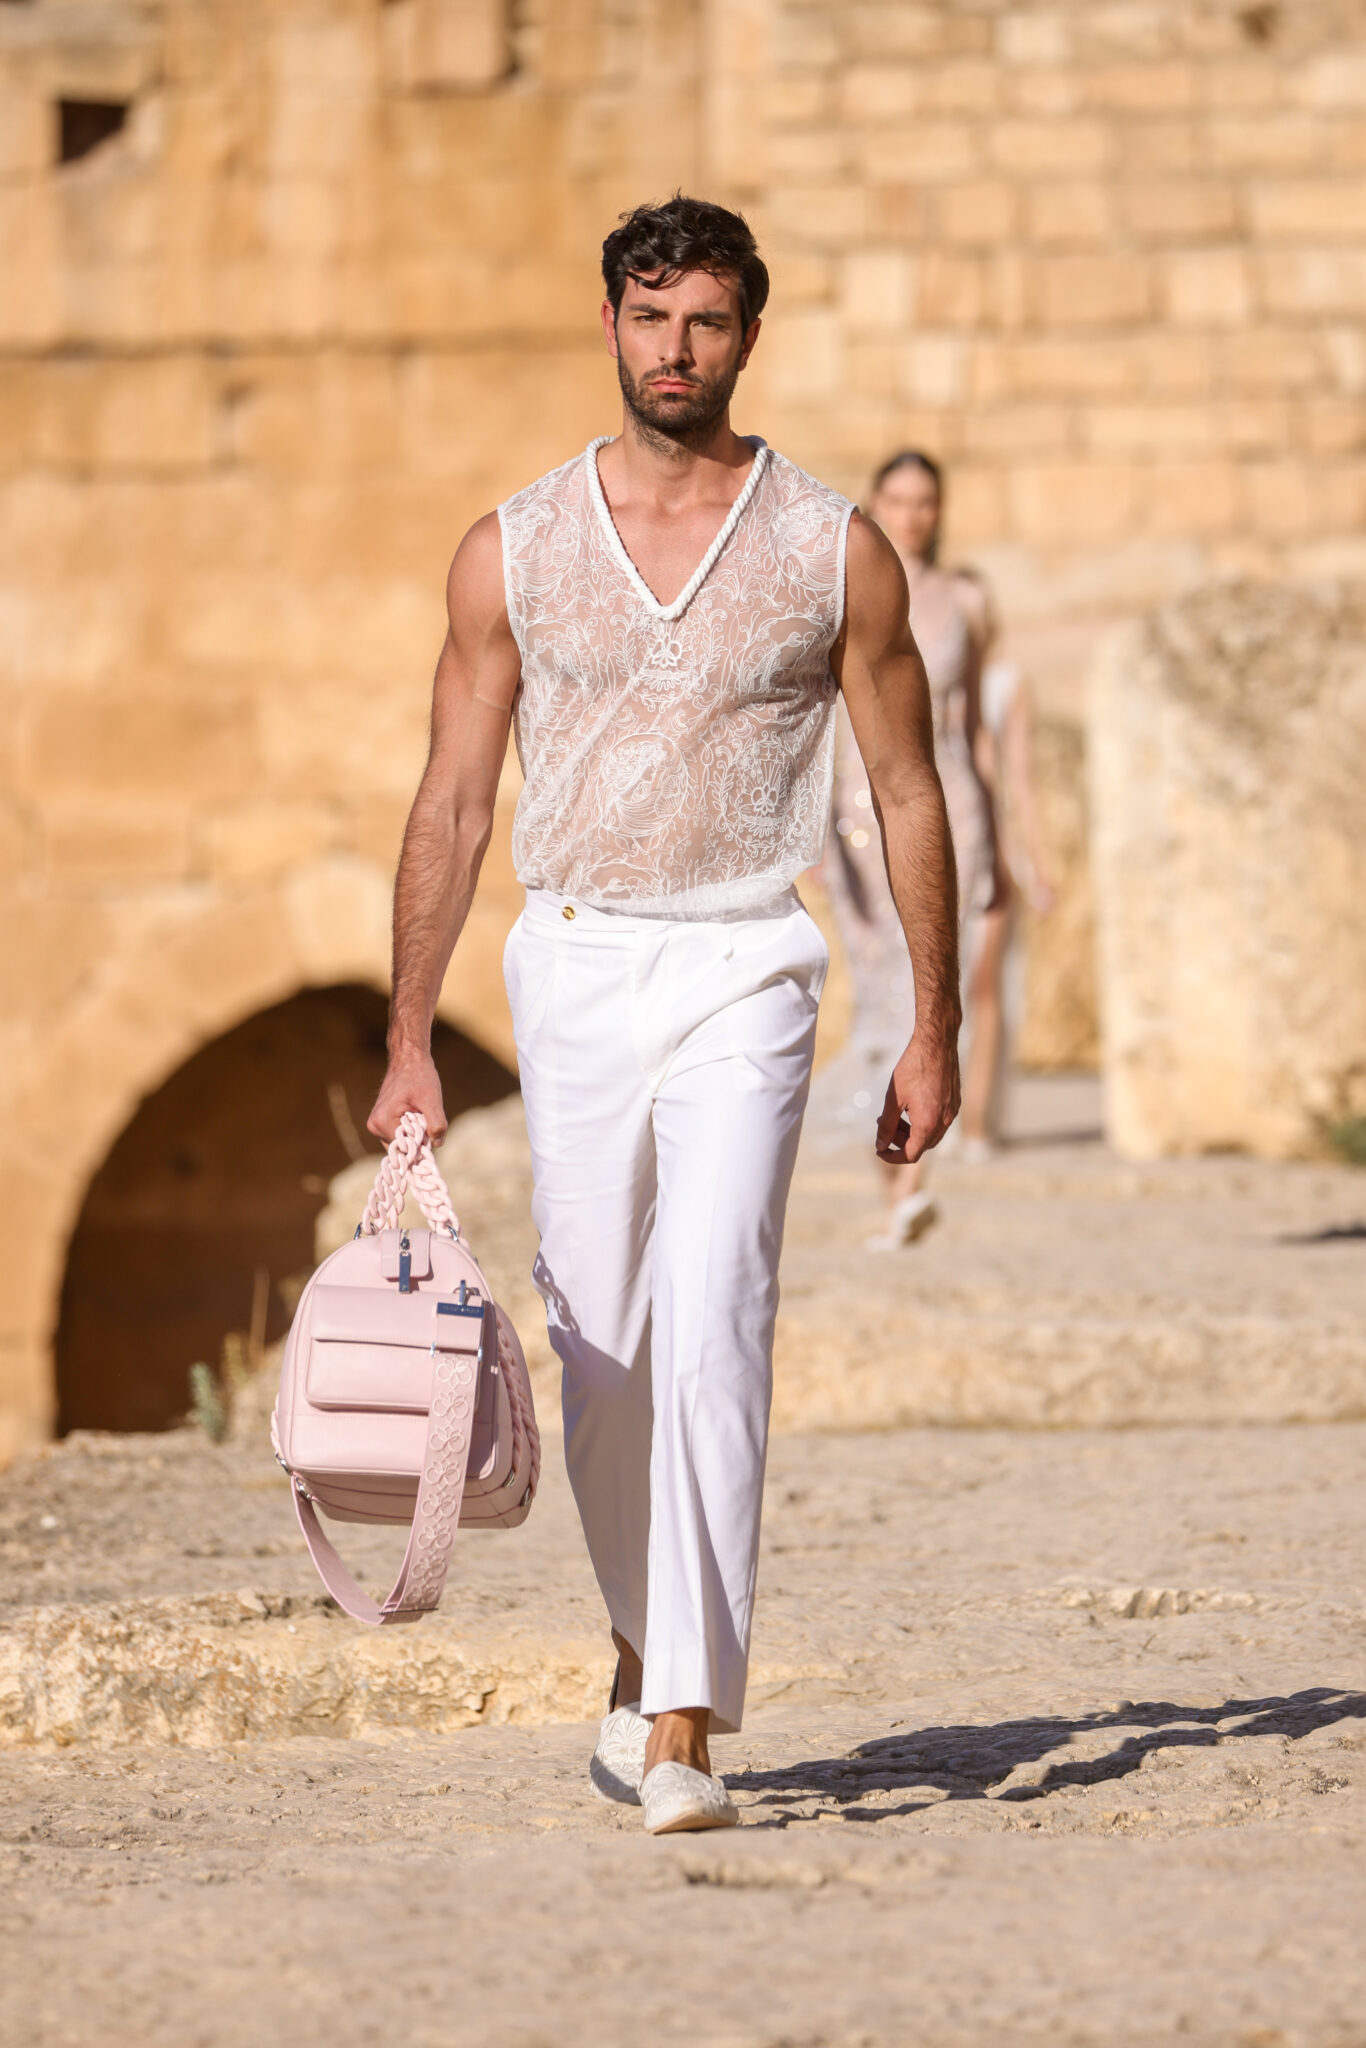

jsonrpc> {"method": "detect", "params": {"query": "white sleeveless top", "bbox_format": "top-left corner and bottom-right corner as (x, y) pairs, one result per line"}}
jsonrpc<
(498, 438), (855, 919)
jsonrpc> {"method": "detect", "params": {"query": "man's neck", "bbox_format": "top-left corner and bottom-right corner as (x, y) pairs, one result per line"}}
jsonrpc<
(602, 410), (756, 506)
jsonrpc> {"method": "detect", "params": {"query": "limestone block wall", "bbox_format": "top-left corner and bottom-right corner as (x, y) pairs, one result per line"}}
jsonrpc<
(2, 0), (1365, 1448)
(723, 0), (1366, 715)
(1089, 582), (1366, 1160)
(0, 0), (701, 1455)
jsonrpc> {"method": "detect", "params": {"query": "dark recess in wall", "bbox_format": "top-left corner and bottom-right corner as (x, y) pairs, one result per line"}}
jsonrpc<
(58, 98), (128, 164)
(55, 984), (518, 1435)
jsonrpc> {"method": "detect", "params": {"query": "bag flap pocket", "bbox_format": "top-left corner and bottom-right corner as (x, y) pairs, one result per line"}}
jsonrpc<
(308, 1283), (485, 1351)
(307, 1342), (435, 1413)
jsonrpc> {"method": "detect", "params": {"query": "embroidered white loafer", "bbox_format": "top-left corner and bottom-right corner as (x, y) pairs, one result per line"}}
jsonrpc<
(590, 1703), (650, 1806)
(640, 1762), (739, 1835)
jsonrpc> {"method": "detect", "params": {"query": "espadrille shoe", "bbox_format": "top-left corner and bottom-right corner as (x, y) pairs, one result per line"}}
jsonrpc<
(640, 1762), (738, 1835)
(590, 1703), (650, 1806)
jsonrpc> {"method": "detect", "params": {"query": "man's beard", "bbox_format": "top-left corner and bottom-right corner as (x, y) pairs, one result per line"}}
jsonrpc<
(617, 352), (741, 448)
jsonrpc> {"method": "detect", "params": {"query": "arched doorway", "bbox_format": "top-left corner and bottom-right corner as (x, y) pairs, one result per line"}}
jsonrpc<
(55, 985), (517, 1434)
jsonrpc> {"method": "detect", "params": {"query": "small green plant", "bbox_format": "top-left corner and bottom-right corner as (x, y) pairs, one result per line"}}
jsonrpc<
(188, 1360), (228, 1443)
(1327, 1117), (1366, 1167)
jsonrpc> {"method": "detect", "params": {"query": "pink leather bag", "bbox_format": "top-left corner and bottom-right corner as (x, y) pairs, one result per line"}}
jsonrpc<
(272, 1112), (540, 1625)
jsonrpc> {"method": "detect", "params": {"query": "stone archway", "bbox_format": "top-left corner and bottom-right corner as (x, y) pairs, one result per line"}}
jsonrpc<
(0, 848), (525, 1462)
(54, 984), (516, 1434)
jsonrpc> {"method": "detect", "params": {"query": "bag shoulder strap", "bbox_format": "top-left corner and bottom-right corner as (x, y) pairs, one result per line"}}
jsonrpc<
(291, 1300), (493, 1626)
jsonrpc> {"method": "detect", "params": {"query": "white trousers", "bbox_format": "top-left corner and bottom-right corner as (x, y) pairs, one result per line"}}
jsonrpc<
(504, 887), (827, 1734)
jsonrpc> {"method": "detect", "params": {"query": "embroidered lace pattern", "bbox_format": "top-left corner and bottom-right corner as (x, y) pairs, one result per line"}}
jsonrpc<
(498, 438), (855, 918)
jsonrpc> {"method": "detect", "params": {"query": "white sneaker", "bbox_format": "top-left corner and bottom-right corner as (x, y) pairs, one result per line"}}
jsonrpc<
(640, 1761), (739, 1835)
(959, 1136), (996, 1165)
(590, 1703), (649, 1806)
(866, 1191), (939, 1250)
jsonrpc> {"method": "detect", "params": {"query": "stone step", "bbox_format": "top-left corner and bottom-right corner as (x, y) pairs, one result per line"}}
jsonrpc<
(0, 1590), (840, 1750)
(771, 1307), (1366, 1431)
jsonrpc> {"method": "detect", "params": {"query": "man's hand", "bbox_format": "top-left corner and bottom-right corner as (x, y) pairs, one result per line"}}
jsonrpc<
(368, 1050), (448, 1146)
(875, 1026), (961, 1164)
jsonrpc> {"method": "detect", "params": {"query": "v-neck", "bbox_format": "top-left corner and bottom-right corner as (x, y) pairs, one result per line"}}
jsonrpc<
(585, 435), (771, 624)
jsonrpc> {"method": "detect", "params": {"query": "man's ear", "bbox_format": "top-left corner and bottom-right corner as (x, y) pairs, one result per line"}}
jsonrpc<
(737, 316), (762, 372)
(600, 298), (620, 359)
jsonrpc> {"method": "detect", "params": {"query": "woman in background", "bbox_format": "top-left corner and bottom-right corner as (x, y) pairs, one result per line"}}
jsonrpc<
(822, 451), (1004, 1246)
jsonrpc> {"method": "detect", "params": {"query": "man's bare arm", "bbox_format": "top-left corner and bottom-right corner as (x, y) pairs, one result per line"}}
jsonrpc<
(833, 512), (962, 1163)
(368, 513), (520, 1143)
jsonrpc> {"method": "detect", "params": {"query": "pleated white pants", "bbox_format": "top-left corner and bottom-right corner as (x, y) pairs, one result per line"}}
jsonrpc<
(504, 887), (827, 1734)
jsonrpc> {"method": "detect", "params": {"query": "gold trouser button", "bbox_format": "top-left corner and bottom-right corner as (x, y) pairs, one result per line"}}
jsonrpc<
(562, 904), (576, 921)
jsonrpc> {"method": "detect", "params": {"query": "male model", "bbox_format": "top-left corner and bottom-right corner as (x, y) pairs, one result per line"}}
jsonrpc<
(370, 195), (960, 1834)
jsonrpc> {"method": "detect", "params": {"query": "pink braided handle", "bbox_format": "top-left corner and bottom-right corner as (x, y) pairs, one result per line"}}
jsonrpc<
(359, 1111), (460, 1238)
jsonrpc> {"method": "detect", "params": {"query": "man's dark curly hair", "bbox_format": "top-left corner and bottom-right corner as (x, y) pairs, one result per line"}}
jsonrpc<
(602, 194), (770, 332)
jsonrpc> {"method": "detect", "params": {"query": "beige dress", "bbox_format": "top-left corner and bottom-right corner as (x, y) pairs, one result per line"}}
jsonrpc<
(817, 571), (991, 1128)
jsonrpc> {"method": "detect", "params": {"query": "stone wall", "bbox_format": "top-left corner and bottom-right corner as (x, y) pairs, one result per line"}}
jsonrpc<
(2, 0), (1364, 1447)
(1090, 582), (1366, 1159)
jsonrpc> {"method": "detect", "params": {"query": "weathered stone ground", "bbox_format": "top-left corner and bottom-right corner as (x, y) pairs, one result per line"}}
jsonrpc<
(2, 1079), (1363, 2046)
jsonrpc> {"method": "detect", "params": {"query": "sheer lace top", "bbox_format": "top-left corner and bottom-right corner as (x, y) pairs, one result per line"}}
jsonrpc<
(498, 439), (854, 918)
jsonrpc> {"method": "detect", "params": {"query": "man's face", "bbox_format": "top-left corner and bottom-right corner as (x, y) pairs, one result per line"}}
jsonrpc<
(602, 269), (760, 441)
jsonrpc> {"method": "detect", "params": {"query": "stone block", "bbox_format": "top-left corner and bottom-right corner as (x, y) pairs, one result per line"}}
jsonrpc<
(1204, 58), (1281, 112)
(1006, 65), (1082, 117)
(962, 405), (1072, 456)
(915, 252), (986, 325)
(936, 180), (1019, 246)
(990, 118), (1112, 175)
(996, 13), (1073, 67)
(197, 801), (340, 883)
(41, 806), (193, 885)
(1292, 52), (1366, 109)
(90, 357), (219, 472)
(1305, 402), (1366, 457)
(840, 250), (912, 331)
(23, 689), (258, 803)
(849, 5), (990, 61)
(1162, 250), (1252, 326)
(1083, 60), (1197, 110)
(1121, 179), (1238, 241)
(1140, 333), (1216, 393)
(1221, 329), (1327, 391)
(764, 181), (869, 244)
(383, 0), (512, 93)
(765, 308), (842, 403)
(897, 336), (966, 408)
(1085, 403), (1216, 456)
(860, 120), (980, 184)
(1249, 180), (1366, 241)
(921, 58), (1002, 116)
(0, 87), (46, 176)
(837, 62), (921, 121)
(1120, 119), (1199, 174)
(1089, 583), (1366, 1159)
(1009, 463), (1137, 545)
(765, 125), (849, 182)
(1146, 460), (1239, 536)
(987, 337), (1138, 399)
(1079, 6), (1173, 59)
(1208, 115), (1323, 171)
(1245, 461), (1314, 537)
(0, 895), (109, 1022)
(1025, 182), (1113, 245)
(1259, 249), (1366, 316)
(1041, 255), (1152, 327)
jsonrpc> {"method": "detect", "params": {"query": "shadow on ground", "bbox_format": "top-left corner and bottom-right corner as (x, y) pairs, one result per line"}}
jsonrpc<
(730, 1688), (1365, 1824)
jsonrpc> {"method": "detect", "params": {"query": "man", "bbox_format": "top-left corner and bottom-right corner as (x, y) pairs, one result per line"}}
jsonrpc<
(369, 195), (960, 1834)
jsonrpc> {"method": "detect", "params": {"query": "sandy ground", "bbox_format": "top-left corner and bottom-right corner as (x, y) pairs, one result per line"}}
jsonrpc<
(2, 1079), (1363, 2044)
